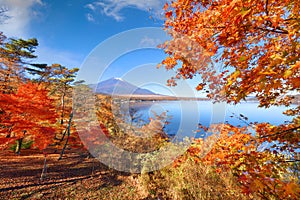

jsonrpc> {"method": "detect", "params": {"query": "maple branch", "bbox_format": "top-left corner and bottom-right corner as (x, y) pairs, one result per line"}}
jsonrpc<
(203, 26), (225, 29)
(284, 17), (300, 22)
(265, 0), (269, 16)
(203, 24), (288, 35)
(254, 26), (288, 34)
(277, 159), (300, 163)
(260, 126), (300, 139)
(229, 112), (252, 127)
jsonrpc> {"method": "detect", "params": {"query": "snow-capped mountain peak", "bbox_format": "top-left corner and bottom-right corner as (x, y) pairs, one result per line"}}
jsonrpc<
(90, 77), (157, 95)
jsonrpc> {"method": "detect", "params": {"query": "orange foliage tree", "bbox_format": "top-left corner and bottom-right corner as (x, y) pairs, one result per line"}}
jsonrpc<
(0, 82), (58, 154)
(161, 0), (299, 104)
(175, 124), (299, 199)
(0, 31), (82, 157)
(161, 0), (299, 199)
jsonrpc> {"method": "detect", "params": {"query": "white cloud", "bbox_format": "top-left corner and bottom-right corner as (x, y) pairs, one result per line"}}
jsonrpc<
(140, 36), (162, 47)
(86, 0), (165, 22)
(0, 0), (43, 38)
(86, 13), (95, 22)
(85, 3), (96, 11)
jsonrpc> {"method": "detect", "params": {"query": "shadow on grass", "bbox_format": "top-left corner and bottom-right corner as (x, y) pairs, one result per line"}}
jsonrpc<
(0, 149), (129, 199)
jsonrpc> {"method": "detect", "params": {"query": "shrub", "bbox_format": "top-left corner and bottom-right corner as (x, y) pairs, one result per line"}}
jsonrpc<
(10, 140), (33, 151)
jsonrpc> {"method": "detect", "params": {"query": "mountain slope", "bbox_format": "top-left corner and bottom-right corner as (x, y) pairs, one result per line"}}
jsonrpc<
(90, 78), (157, 95)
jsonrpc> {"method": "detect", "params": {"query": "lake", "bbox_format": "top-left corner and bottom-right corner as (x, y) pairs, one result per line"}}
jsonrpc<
(115, 100), (295, 138)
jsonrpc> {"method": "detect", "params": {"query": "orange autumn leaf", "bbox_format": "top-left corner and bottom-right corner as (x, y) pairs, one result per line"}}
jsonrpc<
(0, 82), (58, 151)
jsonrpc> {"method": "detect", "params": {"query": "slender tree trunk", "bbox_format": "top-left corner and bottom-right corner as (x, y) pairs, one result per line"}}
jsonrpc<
(40, 154), (47, 181)
(91, 158), (95, 176)
(15, 138), (23, 155)
(58, 113), (73, 160)
(60, 91), (66, 125)
(59, 86), (67, 142)
(59, 126), (68, 142)
(15, 130), (26, 155)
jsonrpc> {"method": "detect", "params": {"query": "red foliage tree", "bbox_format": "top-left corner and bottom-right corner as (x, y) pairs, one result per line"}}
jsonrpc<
(0, 82), (58, 153)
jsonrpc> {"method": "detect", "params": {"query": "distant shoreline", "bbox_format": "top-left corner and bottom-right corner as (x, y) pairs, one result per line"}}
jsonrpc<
(96, 94), (209, 101)
(96, 93), (299, 105)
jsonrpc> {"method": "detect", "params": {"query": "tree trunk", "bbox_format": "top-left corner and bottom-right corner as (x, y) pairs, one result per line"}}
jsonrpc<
(59, 87), (67, 142)
(40, 154), (47, 181)
(59, 126), (68, 142)
(15, 130), (26, 155)
(58, 113), (73, 160)
(60, 85), (67, 125)
(60, 92), (65, 125)
(15, 138), (23, 155)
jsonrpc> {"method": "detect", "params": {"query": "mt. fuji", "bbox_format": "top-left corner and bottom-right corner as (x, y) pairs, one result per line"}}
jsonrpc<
(90, 78), (157, 96)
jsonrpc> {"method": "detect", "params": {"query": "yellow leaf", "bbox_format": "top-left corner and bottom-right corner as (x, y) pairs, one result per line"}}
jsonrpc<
(284, 69), (293, 79)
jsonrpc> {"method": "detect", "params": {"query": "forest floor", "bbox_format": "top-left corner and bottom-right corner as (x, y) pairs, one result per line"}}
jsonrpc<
(0, 149), (147, 200)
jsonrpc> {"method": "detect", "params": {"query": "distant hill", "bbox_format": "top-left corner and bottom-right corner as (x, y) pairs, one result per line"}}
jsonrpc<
(90, 77), (157, 96)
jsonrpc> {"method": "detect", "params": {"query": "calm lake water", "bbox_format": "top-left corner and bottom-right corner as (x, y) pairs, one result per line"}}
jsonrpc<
(121, 100), (295, 138)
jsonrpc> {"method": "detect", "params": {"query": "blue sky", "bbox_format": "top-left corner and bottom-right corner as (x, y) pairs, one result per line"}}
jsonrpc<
(0, 0), (204, 97)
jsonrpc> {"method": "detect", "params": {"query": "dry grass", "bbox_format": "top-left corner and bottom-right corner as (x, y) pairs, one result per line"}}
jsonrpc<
(139, 159), (250, 200)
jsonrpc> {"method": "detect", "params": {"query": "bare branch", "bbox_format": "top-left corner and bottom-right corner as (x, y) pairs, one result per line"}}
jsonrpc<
(260, 126), (300, 139)
(254, 26), (288, 34)
(277, 159), (300, 163)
